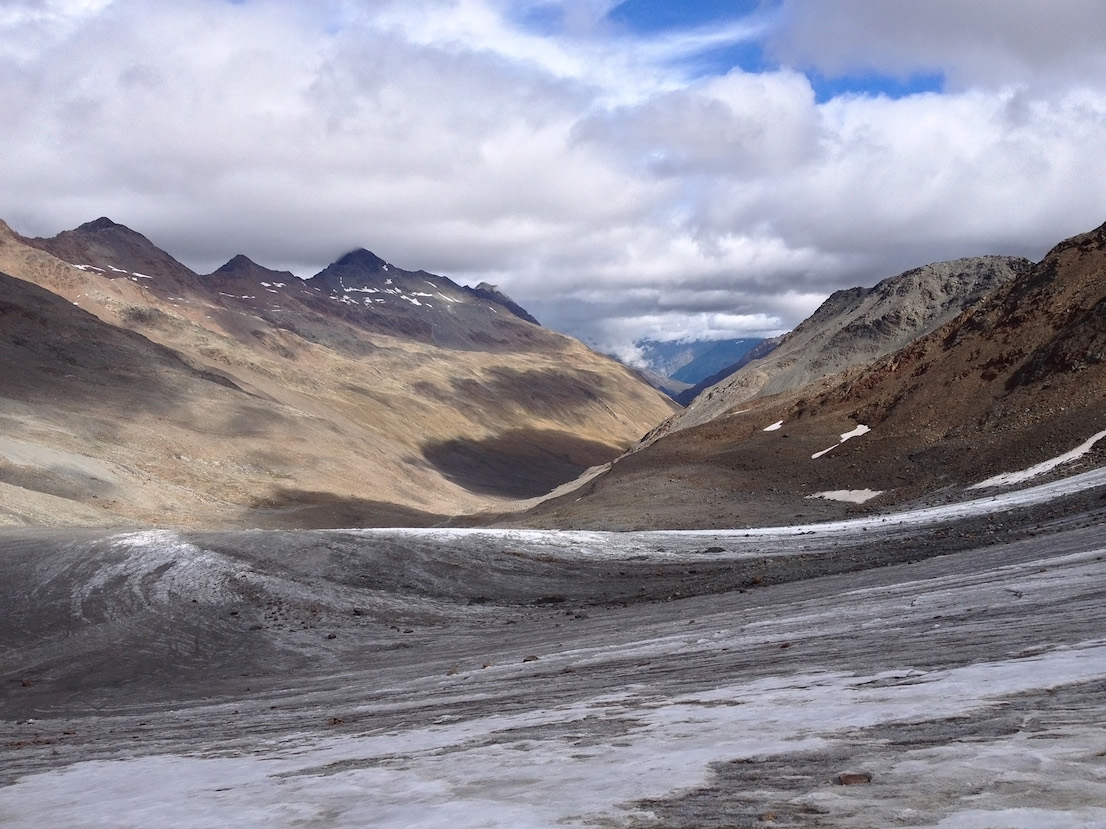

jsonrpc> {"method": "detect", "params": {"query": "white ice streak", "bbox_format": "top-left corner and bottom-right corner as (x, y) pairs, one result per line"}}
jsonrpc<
(763, 420), (784, 431)
(970, 428), (1106, 489)
(360, 464), (1106, 560)
(64, 530), (240, 616)
(808, 489), (883, 503)
(812, 423), (871, 459)
(39, 530), (457, 626)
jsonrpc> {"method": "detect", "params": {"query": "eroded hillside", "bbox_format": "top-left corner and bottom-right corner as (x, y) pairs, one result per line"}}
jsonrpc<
(667, 255), (1030, 434)
(0, 219), (676, 528)
(519, 223), (1106, 529)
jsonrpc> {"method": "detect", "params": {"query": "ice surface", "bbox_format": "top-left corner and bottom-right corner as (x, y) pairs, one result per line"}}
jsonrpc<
(4, 465), (1106, 826)
(377, 466), (1106, 558)
(763, 420), (784, 431)
(4, 623), (1105, 826)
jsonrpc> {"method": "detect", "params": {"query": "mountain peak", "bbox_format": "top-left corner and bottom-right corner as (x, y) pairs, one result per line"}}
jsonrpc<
(312, 248), (395, 294)
(76, 217), (126, 233)
(1044, 219), (1106, 260)
(208, 254), (297, 288)
(214, 253), (259, 273)
(665, 254), (1031, 432)
(26, 216), (200, 288)
(333, 248), (388, 271)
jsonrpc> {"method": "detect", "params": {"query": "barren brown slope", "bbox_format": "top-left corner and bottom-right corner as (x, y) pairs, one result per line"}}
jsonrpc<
(663, 256), (1030, 436)
(516, 222), (1106, 530)
(0, 219), (676, 528)
(24, 216), (208, 296)
(0, 268), (273, 527)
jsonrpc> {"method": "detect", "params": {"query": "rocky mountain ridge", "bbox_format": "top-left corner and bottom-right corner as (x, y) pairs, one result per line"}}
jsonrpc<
(26, 218), (544, 350)
(660, 255), (1031, 433)
(0, 217), (677, 528)
(631, 337), (767, 386)
(516, 225), (1105, 529)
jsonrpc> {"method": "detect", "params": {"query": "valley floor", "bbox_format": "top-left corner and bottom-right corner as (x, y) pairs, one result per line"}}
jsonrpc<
(2, 471), (1106, 827)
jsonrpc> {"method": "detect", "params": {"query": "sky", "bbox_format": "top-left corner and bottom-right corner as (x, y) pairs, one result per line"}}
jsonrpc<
(2, 0), (1106, 363)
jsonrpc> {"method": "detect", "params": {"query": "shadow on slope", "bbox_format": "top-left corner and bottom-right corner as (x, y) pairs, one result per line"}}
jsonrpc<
(0, 270), (245, 416)
(414, 366), (610, 421)
(422, 429), (621, 498)
(243, 489), (448, 529)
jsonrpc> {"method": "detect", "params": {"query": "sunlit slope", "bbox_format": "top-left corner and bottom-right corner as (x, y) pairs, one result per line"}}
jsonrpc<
(0, 219), (675, 527)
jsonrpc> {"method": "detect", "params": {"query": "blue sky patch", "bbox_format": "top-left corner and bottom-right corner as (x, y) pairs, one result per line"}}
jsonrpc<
(606, 0), (780, 78)
(512, 3), (565, 35)
(607, 0), (768, 33)
(680, 40), (771, 78)
(808, 70), (946, 103)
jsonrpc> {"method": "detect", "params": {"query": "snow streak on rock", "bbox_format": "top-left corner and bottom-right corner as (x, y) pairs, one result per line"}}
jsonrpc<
(971, 428), (1106, 489)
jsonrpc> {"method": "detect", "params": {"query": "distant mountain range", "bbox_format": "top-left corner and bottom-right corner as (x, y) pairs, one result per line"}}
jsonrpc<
(0, 217), (676, 528)
(26, 218), (543, 349)
(671, 255), (1031, 430)
(5, 214), (1105, 533)
(513, 223), (1106, 530)
(669, 336), (782, 406)
(630, 257), (1027, 409)
(632, 338), (766, 384)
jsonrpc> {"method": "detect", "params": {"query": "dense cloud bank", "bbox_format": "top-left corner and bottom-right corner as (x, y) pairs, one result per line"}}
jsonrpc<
(3, 0), (1105, 359)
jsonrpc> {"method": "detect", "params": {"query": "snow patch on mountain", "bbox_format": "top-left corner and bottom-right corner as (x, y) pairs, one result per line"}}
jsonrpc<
(812, 424), (871, 459)
(809, 489), (883, 503)
(971, 428), (1106, 489)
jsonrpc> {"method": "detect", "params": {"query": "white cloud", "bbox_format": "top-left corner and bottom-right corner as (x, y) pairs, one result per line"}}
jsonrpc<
(0, 0), (113, 33)
(1, 0), (1105, 355)
(770, 0), (1106, 91)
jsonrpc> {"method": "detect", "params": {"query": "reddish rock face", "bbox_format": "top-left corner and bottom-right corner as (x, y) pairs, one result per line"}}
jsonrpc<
(519, 220), (1106, 530)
